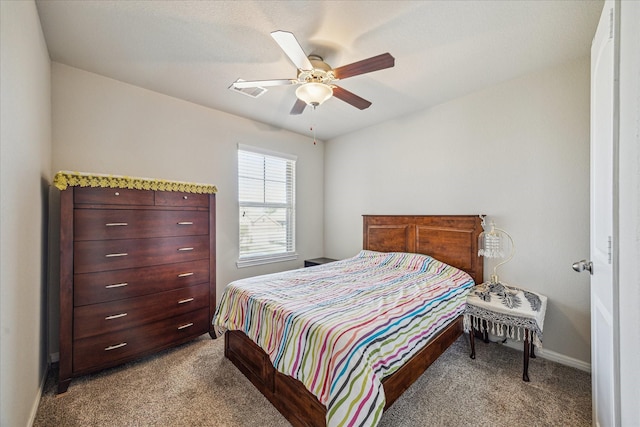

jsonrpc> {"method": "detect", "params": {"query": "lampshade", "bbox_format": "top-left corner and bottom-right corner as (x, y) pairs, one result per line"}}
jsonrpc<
(295, 83), (333, 107)
(478, 216), (515, 287)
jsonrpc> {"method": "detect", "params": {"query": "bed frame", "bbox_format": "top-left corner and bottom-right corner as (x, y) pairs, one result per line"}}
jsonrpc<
(224, 215), (483, 426)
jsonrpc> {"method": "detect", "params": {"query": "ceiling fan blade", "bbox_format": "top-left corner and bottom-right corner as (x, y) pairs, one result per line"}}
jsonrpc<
(271, 31), (313, 71)
(332, 53), (395, 80)
(231, 79), (297, 89)
(290, 98), (307, 115)
(332, 86), (372, 110)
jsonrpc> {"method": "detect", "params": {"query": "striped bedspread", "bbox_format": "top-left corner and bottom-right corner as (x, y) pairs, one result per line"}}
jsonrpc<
(212, 250), (475, 427)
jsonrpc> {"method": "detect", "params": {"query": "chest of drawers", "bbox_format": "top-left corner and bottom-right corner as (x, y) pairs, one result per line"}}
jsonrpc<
(56, 174), (216, 393)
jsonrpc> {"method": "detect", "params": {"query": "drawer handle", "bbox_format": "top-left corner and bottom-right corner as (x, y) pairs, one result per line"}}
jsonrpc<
(105, 282), (128, 289)
(178, 247), (194, 252)
(105, 252), (128, 258)
(105, 222), (128, 227)
(177, 221), (193, 225)
(178, 298), (194, 304)
(105, 313), (127, 320)
(183, 195), (188, 200)
(114, 192), (120, 196)
(105, 342), (127, 351)
(177, 323), (194, 330)
(178, 272), (194, 278)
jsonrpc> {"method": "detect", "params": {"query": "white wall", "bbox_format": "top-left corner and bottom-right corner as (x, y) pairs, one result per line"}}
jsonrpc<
(324, 57), (592, 364)
(0, 1), (52, 426)
(49, 63), (325, 356)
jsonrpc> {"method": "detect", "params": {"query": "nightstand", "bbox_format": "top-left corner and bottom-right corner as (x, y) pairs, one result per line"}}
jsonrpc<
(464, 283), (548, 382)
(304, 257), (337, 267)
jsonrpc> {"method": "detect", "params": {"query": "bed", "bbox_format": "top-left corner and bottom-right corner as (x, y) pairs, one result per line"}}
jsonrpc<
(213, 215), (483, 426)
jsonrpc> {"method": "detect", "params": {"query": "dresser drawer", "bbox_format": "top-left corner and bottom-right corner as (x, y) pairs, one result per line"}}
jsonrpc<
(74, 187), (155, 206)
(72, 307), (209, 373)
(74, 283), (209, 339)
(74, 209), (209, 241)
(74, 235), (209, 274)
(155, 191), (208, 208)
(74, 259), (209, 306)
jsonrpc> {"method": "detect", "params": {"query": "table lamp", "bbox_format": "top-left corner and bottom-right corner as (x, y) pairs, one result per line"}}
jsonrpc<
(477, 215), (515, 291)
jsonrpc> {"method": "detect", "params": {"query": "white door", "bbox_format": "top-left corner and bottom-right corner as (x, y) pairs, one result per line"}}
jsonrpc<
(586, 1), (618, 426)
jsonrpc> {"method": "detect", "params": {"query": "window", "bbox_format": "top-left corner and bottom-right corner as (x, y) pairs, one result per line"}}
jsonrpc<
(237, 145), (297, 267)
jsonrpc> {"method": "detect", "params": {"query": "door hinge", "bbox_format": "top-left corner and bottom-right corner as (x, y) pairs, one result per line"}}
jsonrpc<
(608, 236), (612, 264)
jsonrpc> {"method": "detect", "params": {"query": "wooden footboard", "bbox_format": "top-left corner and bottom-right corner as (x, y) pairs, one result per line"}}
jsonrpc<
(225, 316), (463, 426)
(226, 329), (326, 426)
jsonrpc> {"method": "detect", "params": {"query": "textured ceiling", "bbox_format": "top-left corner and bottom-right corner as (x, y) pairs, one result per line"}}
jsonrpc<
(36, 0), (603, 141)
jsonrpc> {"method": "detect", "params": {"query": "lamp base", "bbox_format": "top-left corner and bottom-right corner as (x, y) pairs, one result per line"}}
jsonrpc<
(476, 280), (518, 295)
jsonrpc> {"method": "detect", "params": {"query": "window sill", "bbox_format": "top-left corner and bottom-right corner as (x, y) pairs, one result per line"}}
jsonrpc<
(236, 253), (299, 268)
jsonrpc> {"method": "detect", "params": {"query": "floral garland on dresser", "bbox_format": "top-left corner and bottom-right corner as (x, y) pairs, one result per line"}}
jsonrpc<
(53, 170), (217, 194)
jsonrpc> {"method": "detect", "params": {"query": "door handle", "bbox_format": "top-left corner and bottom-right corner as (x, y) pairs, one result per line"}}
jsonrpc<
(572, 260), (593, 275)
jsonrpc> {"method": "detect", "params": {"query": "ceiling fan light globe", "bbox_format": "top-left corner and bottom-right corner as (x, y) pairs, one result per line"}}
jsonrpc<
(296, 83), (333, 107)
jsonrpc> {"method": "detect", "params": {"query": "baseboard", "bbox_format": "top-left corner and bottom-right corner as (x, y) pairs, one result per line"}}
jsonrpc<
(28, 364), (49, 427)
(501, 339), (591, 372)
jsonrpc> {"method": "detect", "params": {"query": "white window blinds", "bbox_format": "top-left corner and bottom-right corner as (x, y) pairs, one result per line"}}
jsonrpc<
(237, 145), (297, 267)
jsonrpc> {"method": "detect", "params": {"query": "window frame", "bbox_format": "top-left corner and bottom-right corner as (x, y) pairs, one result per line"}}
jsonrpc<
(236, 144), (297, 268)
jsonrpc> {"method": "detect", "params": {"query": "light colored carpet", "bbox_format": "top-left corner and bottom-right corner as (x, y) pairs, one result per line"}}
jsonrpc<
(35, 334), (591, 426)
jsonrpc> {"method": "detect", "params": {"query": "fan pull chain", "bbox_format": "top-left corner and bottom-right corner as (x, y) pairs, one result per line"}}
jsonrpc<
(311, 105), (317, 145)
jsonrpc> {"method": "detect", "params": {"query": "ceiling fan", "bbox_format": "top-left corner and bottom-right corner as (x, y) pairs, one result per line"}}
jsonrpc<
(231, 31), (395, 115)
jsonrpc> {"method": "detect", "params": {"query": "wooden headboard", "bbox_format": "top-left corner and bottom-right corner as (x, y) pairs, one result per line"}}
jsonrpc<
(363, 215), (484, 285)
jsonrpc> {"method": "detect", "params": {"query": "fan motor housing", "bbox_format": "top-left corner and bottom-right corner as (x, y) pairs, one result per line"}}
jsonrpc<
(297, 55), (335, 84)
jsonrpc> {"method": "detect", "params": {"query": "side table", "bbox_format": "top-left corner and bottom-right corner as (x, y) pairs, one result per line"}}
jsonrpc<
(463, 282), (548, 382)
